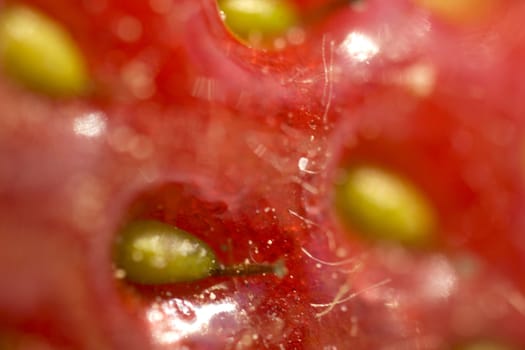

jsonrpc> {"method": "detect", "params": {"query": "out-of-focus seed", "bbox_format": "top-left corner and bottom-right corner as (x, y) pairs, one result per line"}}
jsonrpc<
(414, 0), (498, 23)
(336, 166), (436, 246)
(0, 5), (88, 96)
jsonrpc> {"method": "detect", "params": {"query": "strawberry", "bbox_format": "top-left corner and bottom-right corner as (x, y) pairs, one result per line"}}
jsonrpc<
(1, 0), (525, 349)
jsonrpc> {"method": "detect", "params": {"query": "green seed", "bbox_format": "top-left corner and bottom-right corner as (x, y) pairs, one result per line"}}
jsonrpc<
(0, 5), (88, 96)
(336, 166), (435, 245)
(114, 220), (218, 285)
(217, 0), (297, 44)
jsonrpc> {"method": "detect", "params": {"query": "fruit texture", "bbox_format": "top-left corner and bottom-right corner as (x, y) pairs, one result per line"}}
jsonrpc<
(1, 0), (525, 349)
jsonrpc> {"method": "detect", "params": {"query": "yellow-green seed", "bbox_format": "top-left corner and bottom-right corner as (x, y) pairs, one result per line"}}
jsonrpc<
(218, 0), (297, 44)
(0, 5), (88, 96)
(114, 220), (218, 285)
(336, 166), (435, 245)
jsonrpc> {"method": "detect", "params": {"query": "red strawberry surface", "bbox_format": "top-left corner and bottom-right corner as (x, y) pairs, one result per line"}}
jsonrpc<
(1, 0), (525, 349)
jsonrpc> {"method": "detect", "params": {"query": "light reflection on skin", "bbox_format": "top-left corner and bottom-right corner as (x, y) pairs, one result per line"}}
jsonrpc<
(73, 111), (107, 138)
(147, 297), (238, 345)
(418, 255), (457, 301)
(339, 32), (379, 63)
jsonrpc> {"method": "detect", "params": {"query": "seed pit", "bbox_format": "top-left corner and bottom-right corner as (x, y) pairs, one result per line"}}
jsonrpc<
(215, 0), (357, 49)
(114, 183), (288, 290)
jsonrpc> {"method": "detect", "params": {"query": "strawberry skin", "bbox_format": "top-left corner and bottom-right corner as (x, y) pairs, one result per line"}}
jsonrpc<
(1, 0), (525, 349)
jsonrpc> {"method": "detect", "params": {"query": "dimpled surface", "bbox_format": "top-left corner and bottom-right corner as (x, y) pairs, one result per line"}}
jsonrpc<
(0, 0), (525, 350)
